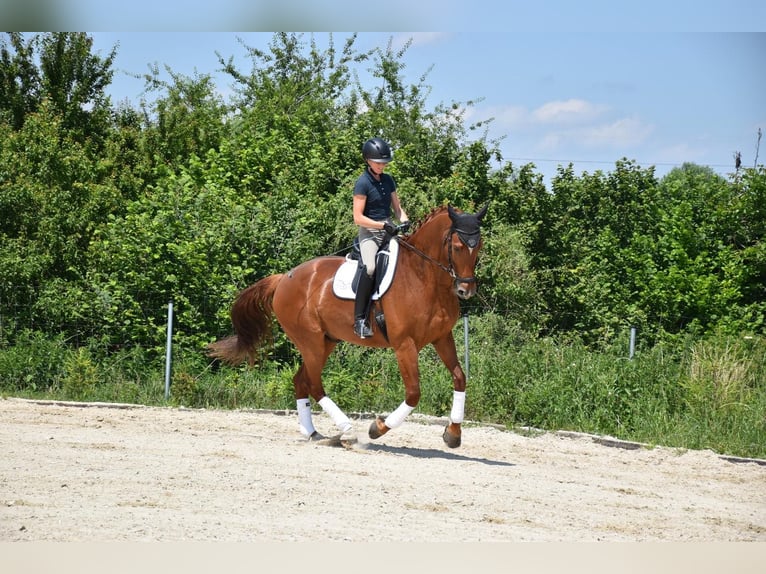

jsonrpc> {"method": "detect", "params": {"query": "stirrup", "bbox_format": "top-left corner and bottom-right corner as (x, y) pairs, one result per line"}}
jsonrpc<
(353, 318), (373, 338)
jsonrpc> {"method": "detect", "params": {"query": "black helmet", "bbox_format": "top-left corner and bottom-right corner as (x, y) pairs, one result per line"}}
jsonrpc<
(362, 137), (393, 163)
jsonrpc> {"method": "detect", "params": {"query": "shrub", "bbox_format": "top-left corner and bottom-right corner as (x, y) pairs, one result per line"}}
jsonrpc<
(62, 347), (99, 400)
(0, 330), (68, 393)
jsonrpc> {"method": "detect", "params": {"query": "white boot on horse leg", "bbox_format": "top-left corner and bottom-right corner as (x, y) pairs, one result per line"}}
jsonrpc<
(443, 390), (465, 448)
(297, 399), (325, 441)
(318, 396), (354, 436)
(368, 401), (414, 439)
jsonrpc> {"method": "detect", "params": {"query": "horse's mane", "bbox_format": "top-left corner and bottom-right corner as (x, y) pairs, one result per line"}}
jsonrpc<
(406, 205), (450, 237)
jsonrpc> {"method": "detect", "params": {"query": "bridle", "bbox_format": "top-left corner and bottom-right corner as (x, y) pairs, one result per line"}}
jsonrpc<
(397, 228), (480, 286)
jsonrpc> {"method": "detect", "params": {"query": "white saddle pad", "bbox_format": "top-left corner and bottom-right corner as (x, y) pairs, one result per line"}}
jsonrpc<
(332, 238), (399, 300)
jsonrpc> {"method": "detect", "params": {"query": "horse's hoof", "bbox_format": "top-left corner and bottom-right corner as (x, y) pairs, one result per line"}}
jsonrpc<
(442, 424), (462, 448)
(368, 416), (388, 440)
(307, 431), (326, 441)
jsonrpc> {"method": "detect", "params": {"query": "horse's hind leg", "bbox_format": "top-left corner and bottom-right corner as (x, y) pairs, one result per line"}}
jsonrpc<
(293, 337), (353, 436)
(433, 333), (466, 448)
(293, 365), (322, 440)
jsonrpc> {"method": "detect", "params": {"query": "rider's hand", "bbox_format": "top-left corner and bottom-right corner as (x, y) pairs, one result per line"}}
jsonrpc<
(383, 221), (398, 236)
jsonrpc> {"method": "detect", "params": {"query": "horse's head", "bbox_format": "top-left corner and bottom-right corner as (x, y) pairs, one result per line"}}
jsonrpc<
(447, 203), (488, 299)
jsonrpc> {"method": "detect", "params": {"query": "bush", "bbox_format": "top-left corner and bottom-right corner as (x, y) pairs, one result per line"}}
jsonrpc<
(0, 330), (69, 393)
(62, 347), (99, 400)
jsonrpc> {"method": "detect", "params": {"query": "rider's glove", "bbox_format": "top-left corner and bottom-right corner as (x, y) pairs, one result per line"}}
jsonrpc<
(383, 221), (398, 236)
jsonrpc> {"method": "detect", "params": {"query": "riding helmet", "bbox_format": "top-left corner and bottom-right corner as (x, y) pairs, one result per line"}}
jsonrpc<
(362, 137), (393, 163)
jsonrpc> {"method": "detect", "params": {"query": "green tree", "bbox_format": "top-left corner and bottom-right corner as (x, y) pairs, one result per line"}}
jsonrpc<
(522, 159), (765, 341)
(140, 68), (229, 167)
(0, 33), (39, 130)
(0, 33), (123, 340)
(0, 32), (116, 141)
(729, 166), (766, 330)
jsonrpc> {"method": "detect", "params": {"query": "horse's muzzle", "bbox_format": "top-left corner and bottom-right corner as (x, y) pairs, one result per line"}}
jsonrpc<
(455, 277), (477, 300)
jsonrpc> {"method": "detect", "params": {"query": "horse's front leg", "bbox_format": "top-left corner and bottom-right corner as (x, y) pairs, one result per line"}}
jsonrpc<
(432, 332), (466, 448)
(369, 338), (420, 440)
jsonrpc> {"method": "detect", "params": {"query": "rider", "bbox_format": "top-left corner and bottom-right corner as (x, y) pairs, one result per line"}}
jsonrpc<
(352, 137), (409, 338)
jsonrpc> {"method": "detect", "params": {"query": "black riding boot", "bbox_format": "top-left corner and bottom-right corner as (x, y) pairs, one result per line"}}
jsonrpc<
(353, 271), (375, 338)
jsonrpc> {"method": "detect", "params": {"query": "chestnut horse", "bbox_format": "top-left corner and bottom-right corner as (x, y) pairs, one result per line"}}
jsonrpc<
(208, 204), (487, 448)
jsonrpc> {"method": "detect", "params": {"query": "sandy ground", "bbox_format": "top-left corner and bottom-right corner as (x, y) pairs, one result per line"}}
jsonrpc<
(1, 397), (764, 542)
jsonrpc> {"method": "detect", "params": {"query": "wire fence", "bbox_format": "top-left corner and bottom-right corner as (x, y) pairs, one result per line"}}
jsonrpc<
(1, 282), (672, 364)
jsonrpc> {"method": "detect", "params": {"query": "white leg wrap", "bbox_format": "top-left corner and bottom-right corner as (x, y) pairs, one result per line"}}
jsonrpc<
(384, 401), (415, 429)
(296, 399), (316, 437)
(450, 391), (466, 424)
(318, 396), (352, 433)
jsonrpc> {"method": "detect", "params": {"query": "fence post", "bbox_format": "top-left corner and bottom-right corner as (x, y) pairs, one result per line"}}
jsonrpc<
(629, 325), (636, 359)
(164, 300), (174, 400)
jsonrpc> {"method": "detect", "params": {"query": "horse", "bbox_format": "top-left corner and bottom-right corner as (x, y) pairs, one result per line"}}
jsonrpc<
(207, 204), (487, 448)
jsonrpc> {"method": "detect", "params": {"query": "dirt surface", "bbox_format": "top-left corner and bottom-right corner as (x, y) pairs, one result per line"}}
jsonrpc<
(1, 397), (764, 542)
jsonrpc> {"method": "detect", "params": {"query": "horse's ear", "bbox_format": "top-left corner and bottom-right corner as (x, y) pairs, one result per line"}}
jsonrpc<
(476, 202), (489, 221)
(447, 204), (457, 220)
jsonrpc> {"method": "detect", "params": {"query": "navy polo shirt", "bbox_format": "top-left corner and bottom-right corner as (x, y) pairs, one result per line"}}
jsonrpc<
(353, 169), (397, 221)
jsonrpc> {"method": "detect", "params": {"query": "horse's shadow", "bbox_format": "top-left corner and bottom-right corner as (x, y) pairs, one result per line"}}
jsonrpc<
(362, 442), (515, 467)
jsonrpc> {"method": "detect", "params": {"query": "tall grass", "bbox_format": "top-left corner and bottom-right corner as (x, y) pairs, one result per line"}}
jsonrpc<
(1, 320), (764, 459)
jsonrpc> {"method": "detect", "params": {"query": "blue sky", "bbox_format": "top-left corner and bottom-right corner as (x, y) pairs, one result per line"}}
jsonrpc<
(90, 30), (765, 187)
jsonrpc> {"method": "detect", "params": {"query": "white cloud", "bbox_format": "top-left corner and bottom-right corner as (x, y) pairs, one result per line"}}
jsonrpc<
(391, 32), (450, 51)
(488, 104), (528, 128)
(537, 132), (564, 151)
(582, 117), (654, 147)
(480, 98), (610, 132)
(651, 142), (710, 166)
(474, 100), (655, 164)
(407, 32), (450, 47)
(532, 98), (607, 124)
(504, 116), (654, 158)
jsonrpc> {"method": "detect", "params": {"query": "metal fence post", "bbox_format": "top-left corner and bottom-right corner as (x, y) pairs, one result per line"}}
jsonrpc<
(629, 325), (636, 359)
(164, 300), (174, 400)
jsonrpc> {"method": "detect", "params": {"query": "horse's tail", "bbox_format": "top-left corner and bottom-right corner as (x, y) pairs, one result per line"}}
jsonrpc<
(207, 274), (284, 366)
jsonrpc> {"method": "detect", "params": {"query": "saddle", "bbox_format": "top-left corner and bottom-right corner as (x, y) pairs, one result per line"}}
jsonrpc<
(332, 236), (400, 301)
